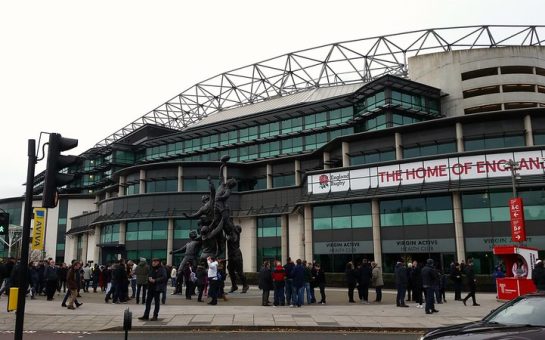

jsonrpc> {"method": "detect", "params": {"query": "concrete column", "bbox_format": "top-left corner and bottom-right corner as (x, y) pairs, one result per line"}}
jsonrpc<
(178, 165), (184, 192)
(323, 152), (331, 169)
(281, 214), (289, 264)
(456, 122), (464, 152)
(266, 164), (273, 189)
(304, 205), (313, 262)
(452, 192), (466, 263)
(240, 217), (257, 272)
(82, 233), (89, 264)
(371, 199), (382, 266)
(118, 175), (126, 197)
(105, 191), (111, 199)
(289, 213), (305, 261)
(166, 218), (174, 266)
(524, 115), (534, 146)
(294, 160), (301, 186)
(93, 226), (101, 265)
(342, 142), (350, 167)
(139, 169), (146, 194)
(395, 133), (402, 160)
(118, 221), (127, 245)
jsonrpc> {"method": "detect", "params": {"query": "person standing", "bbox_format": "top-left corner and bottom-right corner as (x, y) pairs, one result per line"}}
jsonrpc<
(272, 260), (286, 306)
(345, 261), (357, 303)
(406, 262), (414, 302)
(313, 263), (326, 304)
(206, 256), (219, 305)
(462, 258), (479, 306)
(170, 266), (177, 288)
(422, 259), (438, 314)
(134, 258), (149, 304)
(411, 261), (423, 308)
(57, 263), (68, 293)
(195, 264), (207, 302)
(138, 258), (167, 321)
(291, 259), (305, 308)
(394, 260), (409, 307)
(450, 262), (463, 301)
(357, 259), (372, 304)
(283, 258), (295, 306)
(532, 260), (545, 292)
(82, 263), (91, 292)
(371, 261), (383, 303)
(44, 259), (58, 301)
(258, 260), (273, 306)
(66, 261), (81, 310)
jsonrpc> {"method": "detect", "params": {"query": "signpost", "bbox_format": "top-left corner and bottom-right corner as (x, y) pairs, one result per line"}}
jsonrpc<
(509, 197), (526, 243)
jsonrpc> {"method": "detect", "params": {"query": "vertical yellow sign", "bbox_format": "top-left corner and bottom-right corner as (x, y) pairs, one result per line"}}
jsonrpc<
(32, 208), (46, 250)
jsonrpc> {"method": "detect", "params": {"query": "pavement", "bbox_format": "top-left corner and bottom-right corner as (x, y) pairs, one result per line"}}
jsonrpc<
(0, 285), (503, 333)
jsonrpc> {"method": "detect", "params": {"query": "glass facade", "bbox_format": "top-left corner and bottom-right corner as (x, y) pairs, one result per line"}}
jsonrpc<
(403, 141), (456, 159)
(256, 217), (281, 267)
(464, 134), (525, 151)
(56, 200), (69, 262)
(126, 220), (168, 241)
(313, 203), (372, 230)
(351, 149), (395, 166)
(380, 196), (453, 226)
(146, 179), (177, 193)
(101, 224), (120, 244)
(462, 190), (545, 223)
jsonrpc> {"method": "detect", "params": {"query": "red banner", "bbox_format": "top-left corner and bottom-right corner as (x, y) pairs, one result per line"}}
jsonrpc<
(509, 198), (526, 242)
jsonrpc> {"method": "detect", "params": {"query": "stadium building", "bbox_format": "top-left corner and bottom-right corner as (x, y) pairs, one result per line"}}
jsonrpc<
(2, 25), (545, 274)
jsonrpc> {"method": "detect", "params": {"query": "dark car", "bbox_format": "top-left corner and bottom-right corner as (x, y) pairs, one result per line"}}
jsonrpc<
(420, 292), (545, 339)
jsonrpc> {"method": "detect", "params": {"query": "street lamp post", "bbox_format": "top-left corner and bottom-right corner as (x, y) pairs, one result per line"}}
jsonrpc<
(506, 159), (520, 198)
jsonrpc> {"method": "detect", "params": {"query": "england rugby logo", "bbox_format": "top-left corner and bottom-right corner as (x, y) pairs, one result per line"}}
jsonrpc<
(319, 174), (329, 189)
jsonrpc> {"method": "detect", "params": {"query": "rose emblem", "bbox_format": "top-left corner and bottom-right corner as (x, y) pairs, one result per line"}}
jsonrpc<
(319, 174), (329, 189)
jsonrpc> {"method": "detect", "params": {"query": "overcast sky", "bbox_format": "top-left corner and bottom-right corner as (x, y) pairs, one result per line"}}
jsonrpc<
(0, 0), (543, 198)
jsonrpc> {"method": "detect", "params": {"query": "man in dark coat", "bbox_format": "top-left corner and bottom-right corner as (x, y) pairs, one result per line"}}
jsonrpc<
(422, 258), (439, 314)
(411, 260), (423, 308)
(532, 259), (545, 292)
(258, 261), (273, 306)
(139, 258), (167, 321)
(291, 259), (305, 307)
(462, 258), (479, 306)
(394, 260), (408, 307)
(450, 262), (463, 301)
(357, 259), (372, 304)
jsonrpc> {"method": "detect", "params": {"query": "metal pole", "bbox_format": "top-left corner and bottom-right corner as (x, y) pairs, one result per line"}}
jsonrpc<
(14, 139), (36, 340)
(508, 160), (517, 198)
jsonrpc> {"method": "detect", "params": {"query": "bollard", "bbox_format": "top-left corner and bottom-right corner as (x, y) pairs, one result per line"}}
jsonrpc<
(7, 288), (18, 312)
(123, 308), (132, 340)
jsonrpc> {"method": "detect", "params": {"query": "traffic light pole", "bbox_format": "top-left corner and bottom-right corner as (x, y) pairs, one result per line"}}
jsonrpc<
(14, 139), (36, 340)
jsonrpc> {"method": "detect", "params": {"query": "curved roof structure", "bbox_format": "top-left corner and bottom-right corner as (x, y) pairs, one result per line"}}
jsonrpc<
(95, 25), (545, 147)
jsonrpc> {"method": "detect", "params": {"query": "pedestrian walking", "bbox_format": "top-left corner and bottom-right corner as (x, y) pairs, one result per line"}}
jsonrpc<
(462, 259), (480, 306)
(65, 262), (82, 310)
(313, 263), (326, 304)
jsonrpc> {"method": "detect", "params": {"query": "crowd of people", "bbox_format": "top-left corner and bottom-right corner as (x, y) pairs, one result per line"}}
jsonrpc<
(1, 254), (544, 320)
(258, 258), (327, 307)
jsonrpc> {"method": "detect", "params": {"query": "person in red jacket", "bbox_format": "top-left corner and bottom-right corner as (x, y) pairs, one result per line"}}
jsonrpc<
(272, 260), (286, 306)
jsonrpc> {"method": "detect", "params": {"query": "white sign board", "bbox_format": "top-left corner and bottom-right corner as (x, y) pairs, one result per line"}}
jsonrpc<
(308, 150), (545, 194)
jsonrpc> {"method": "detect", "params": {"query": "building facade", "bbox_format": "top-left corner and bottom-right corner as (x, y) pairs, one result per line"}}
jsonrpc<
(1, 26), (545, 275)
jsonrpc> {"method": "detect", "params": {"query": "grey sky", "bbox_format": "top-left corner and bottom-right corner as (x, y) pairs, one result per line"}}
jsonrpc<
(0, 0), (543, 198)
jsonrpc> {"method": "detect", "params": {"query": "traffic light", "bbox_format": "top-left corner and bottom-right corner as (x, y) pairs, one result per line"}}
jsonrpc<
(42, 133), (79, 208)
(0, 212), (8, 236)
